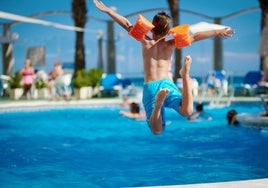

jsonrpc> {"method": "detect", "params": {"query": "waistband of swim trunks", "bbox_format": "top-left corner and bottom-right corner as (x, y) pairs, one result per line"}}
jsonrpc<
(143, 78), (172, 86)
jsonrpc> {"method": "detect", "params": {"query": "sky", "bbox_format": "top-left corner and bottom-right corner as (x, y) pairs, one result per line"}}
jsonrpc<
(0, 0), (261, 78)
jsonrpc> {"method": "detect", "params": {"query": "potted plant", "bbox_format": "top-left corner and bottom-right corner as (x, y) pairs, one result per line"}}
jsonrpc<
(88, 68), (103, 97)
(35, 78), (48, 99)
(8, 72), (23, 100)
(72, 69), (90, 99)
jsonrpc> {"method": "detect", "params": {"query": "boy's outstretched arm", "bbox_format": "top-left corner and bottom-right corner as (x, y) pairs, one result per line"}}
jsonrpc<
(93, 0), (132, 31)
(191, 28), (234, 43)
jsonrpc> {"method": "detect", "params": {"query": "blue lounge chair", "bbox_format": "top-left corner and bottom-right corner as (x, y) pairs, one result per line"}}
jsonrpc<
(235, 71), (263, 96)
(201, 70), (232, 106)
(202, 70), (229, 95)
(100, 73), (122, 97)
(257, 85), (268, 95)
(244, 71), (263, 86)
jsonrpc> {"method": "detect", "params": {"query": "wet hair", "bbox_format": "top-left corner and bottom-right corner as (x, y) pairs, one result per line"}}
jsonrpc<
(130, 102), (140, 114)
(227, 109), (239, 125)
(196, 103), (203, 112)
(152, 12), (171, 37)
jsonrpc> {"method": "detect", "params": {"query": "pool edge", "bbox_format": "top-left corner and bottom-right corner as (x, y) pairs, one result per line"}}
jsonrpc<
(130, 178), (268, 188)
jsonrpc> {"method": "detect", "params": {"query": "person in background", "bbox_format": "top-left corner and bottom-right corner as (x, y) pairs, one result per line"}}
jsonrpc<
(258, 67), (268, 87)
(188, 103), (212, 121)
(226, 109), (239, 126)
(120, 102), (146, 120)
(48, 61), (64, 98)
(20, 59), (35, 99)
(257, 67), (268, 95)
(120, 95), (130, 108)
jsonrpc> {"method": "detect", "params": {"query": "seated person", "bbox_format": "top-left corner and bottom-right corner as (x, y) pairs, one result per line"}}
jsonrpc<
(258, 67), (268, 87)
(257, 67), (268, 95)
(48, 61), (64, 97)
(120, 102), (145, 120)
(120, 95), (130, 108)
(226, 109), (239, 126)
(188, 103), (212, 121)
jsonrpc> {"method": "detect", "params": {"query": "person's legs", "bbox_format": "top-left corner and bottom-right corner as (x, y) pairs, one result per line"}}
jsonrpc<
(47, 80), (55, 98)
(23, 84), (31, 98)
(142, 79), (180, 134)
(178, 55), (193, 116)
(22, 85), (27, 97)
(149, 89), (169, 134)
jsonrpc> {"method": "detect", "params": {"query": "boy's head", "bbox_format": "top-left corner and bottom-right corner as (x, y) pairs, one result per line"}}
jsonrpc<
(152, 12), (171, 38)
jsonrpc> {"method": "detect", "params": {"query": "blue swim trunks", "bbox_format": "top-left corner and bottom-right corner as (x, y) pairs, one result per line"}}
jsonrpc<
(142, 79), (182, 129)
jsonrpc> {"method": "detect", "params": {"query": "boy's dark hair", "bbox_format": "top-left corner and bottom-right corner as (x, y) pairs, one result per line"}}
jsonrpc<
(130, 102), (140, 114)
(152, 12), (171, 37)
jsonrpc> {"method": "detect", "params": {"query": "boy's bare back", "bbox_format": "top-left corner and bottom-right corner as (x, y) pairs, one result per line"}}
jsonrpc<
(141, 38), (175, 83)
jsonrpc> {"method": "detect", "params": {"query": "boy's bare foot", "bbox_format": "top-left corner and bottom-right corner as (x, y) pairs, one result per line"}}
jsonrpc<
(179, 55), (192, 78)
(155, 89), (169, 107)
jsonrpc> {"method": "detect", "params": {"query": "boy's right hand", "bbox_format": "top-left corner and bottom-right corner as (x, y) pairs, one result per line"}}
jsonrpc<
(219, 28), (234, 38)
(93, 0), (109, 12)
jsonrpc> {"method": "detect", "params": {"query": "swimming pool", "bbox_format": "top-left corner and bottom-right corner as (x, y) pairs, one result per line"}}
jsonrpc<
(0, 104), (268, 187)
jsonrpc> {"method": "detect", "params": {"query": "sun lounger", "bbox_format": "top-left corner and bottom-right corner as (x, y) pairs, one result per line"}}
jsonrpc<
(99, 73), (123, 97)
(0, 75), (10, 97)
(234, 71), (263, 96)
(54, 73), (73, 98)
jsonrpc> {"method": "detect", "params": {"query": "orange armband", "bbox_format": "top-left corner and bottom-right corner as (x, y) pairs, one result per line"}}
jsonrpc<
(128, 14), (155, 41)
(169, 24), (191, 49)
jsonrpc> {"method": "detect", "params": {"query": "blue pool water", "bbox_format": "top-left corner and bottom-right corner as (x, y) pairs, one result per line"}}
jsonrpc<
(0, 104), (268, 187)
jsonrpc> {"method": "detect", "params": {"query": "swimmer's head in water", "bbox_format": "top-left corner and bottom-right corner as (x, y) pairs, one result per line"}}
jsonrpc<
(130, 102), (140, 114)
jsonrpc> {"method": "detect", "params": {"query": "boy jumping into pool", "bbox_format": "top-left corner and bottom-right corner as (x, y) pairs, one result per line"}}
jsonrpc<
(94, 0), (234, 135)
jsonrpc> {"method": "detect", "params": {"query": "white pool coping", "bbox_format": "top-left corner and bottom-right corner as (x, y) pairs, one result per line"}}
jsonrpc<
(133, 178), (268, 188)
(0, 96), (261, 111)
(0, 98), (123, 112)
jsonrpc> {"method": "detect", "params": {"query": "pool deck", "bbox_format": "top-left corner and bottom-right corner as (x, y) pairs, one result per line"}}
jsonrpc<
(135, 178), (268, 188)
(0, 96), (262, 111)
(1, 96), (267, 187)
(0, 98), (123, 111)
